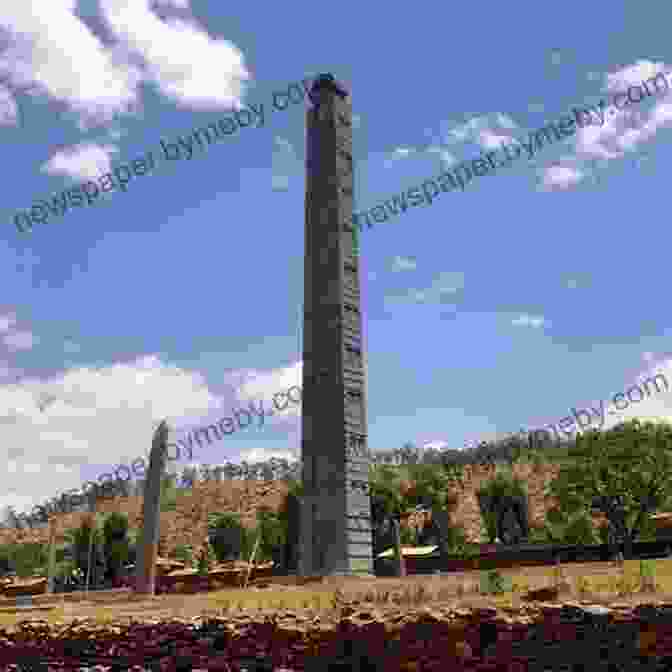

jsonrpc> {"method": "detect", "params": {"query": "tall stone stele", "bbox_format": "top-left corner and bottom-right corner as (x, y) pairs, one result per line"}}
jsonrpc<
(135, 420), (169, 595)
(299, 73), (374, 577)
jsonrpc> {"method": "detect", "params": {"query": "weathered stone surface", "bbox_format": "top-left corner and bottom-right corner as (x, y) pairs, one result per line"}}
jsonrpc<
(135, 421), (169, 595)
(300, 73), (373, 576)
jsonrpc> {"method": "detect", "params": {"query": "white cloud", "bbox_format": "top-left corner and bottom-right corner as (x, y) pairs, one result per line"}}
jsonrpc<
(63, 341), (81, 354)
(98, 0), (249, 112)
(271, 136), (299, 192)
(0, 81), (19, 126)
(0, 0), (249, 131)
(236, 361), (301, 421)
(387, 271), (464, 307)
(154, 0), (191, 8)
(426, 145), (457, 168)
(391, 255), (417, 272)
(589, 360), (672, 432)
(422, 440), (449, 451)
(495, 113), (517, 129)
(540, 161), (584, 190)
(0, 354), (236, 513)
(511, 314), (546, 328)
(42, 142), (119, 181)
(239, 448), (296, 464)
(3, 330), (36, 351)
(383, 146), (416, 168)
(564, 61), (672, 178)
(0, 314), (16, 332)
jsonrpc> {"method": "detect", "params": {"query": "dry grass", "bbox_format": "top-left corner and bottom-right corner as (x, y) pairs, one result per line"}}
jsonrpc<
(1, 559), (672, 628)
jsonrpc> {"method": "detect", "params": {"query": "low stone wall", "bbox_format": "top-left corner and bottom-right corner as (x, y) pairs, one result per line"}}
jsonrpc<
(1, 601), (671, 670)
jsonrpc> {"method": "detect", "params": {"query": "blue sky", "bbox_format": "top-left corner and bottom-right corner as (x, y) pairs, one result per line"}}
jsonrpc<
(1, 0), (672, 515)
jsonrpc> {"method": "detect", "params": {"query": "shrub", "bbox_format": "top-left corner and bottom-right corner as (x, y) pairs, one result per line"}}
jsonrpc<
(7, 542), (48, 578)
(171, 544), (194, 567)
(480, 569), (510, 595)
(209, 513), (245, 562)
(640, 559), (656, 578)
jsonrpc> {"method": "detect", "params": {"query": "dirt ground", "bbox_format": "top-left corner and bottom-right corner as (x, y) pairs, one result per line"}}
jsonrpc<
(1, 561), (670, 627)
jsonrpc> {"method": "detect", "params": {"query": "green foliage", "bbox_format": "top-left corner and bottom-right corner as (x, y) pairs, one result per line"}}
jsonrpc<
(64, 516), (105, 583)
(640, 559), (656, 578)
(476, 471), (528, 543)
(547, 419), (672, 555)
(102, 512), (129, 582)
(477, 470), (528, 499)
(534, 506), (599, 546)
(480, 569), (510, 595)
(254, 508), (287, 563)
(403, 462), (462, 511)
(53, 559), (77, 581)
(2, 542), (48, 578)
(369, 465), (406, 518)
(196, 542), (215, 576)
(171, 544), (194, 567)
(208, 512), (246, 563)
(399, 525), (418, 546)
(159, 475), (178, 512)
(444, 526), (477, 558)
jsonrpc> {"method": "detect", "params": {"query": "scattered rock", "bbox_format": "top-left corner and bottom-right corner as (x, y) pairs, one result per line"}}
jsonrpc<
(522, 586), (559, 602)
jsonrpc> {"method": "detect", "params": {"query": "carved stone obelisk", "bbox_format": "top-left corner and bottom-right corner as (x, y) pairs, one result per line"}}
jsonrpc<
(135, 420), (169, 595)
(299, 74), (373, 576)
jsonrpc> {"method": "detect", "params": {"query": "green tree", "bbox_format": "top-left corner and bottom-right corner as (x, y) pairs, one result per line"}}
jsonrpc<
(159, 474), (179, 512)
(208, 512), (246, 562)
(254, 507), (287, 563)
(64, 515), (105, 587)
(547, 419), (672, 558)
(102, 512), (130, 585)
(5, 542), (48, 578)
(275, 479), (304, 572)
(196, 541), (216, 576)
(171, 543), (194, 567)
(476, 470), (529, 544)
(369, 464), (409, 576)
(530, 505), (598, 546)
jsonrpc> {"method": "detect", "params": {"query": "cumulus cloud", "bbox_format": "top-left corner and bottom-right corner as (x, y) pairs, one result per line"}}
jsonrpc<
(0, 354), (230, 513)
(0, 0), (249, 131)
(0, 355), (303, 514)
(542, 60), (672, 189)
